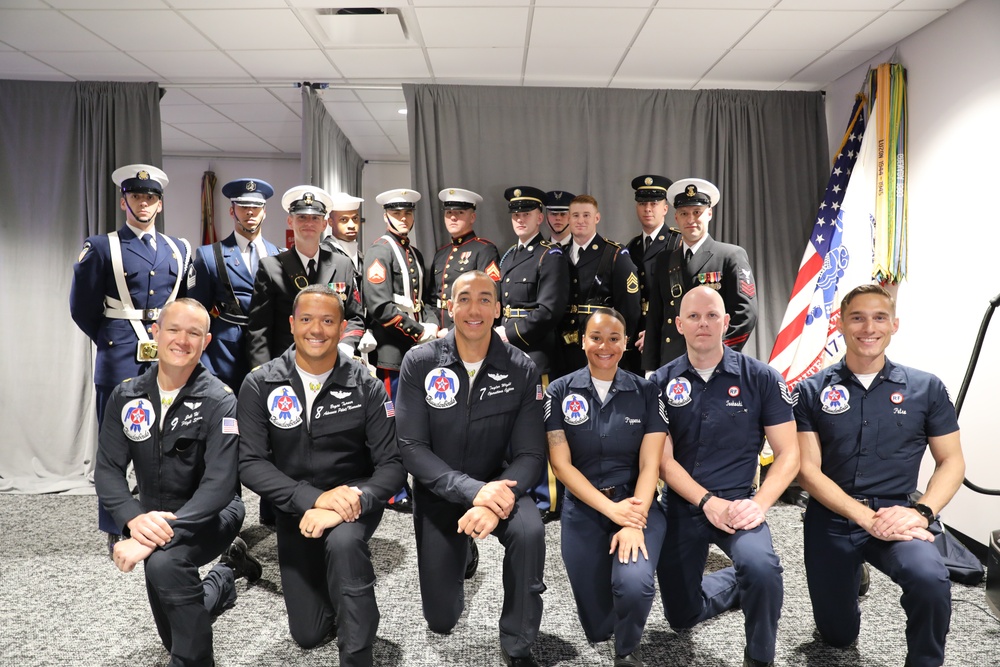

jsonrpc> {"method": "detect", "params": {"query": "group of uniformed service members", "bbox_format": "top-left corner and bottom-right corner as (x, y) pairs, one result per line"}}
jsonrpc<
(72, 164), (966, 667)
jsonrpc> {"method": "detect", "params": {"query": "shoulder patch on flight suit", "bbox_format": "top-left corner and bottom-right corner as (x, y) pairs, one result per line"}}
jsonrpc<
(626, 272), (639, 294)
(367, 259), (386, 284)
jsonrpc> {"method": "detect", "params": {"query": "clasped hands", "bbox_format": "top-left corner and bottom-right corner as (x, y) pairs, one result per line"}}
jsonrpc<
(300, 485), (364, 538)
(457, 479), (518, 540)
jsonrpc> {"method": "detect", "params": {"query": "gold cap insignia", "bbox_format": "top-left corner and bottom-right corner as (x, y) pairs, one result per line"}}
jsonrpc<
(644, 177), (653, 186)
(513, 188), (522, 197)
(137, 170), (149, 180)
(685, 185), (697, 198)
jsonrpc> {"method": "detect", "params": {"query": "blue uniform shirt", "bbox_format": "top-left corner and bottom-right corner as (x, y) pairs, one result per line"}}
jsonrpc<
(545, 367), (668, 490)
(793, 357), (959, 497)
(650, 346), (794, 496)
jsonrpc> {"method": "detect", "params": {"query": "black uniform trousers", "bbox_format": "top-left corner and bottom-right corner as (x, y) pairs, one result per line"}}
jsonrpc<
(413, 489), (545, 658)
(274, 507), (384, 667)
(804, 500), (951, 667)
(144, 495), (244, 667)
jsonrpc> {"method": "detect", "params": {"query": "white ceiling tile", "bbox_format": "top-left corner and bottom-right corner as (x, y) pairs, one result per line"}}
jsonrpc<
(205, 134), (280, 153)
(241, 120), (302, 137)
(707, 48), (827, 83)
(615, 47), (725, 86)
(377, 120), (408, 136)
(775, 0), (897, 9)
(416, 7), (529, 48)
(894, 0), (965, 8)
(837, 10), (946, 51)
(137, 51), (251, 81)
(30, 51), (159, 79)
(786, 49), (880, 87)
(427, 47), (523, 80)
(347, 135), (398, 154)
(187, 87), (278, 105)
(65, 10), (216, 51)
(209, 103), (300, 122)
(738, 10), (882, 51)
(655, 0), (772, 6)
(294, 0), (410, 7)
(327, 48), (430, 79)
(538, 0), (652, 6)
(524, 47), (622, 85)
(159, 89), (203, 105)
(0, 10), (115, 51)
(530, 7), (648, 49)
(411, 0), (527, 5)
(47, 0), (167, 8)
(776, 81), (825, 91)
(265, 135), (301, 153)
(0, 42), (12, 51)
(169, 0), (286, 8)
(634, 8), (766, 51)
(332, 120), (386, 136)
(314, 87), (361, 103)
(161, 127), (218, 153)
(363, 102), (412, 121)
(267, 85), (310, 104)
(227, 49), (339, 79)
(324, 101), (375, 121)
(0, 51), (71, 79)
(180, 9), (316, 50)
(693, 79), (780, 90)
(160, 105), (232, 123)
(1, 0), (51, 8)
(353, 89), (405, 103)
(171, 122), (265, 141)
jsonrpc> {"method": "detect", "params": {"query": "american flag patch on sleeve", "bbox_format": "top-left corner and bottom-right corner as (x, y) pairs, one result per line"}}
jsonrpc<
(221, 417), (239, 435)
(536, 384), (543, 400)
(384, 401), (395, 417)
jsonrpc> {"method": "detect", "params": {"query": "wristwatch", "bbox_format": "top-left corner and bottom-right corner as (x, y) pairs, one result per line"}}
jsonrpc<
(912, 503), (935, 527)
(698, 491), (715, 511)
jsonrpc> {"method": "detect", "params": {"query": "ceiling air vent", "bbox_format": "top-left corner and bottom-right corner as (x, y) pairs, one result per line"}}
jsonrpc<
(316, 8), (409, 46)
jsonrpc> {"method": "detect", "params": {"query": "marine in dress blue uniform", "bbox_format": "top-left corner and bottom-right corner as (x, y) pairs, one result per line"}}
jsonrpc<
(794, 285), (965, 667)
(643, 179), (757, 371)
(94, 300), (259, 667)
(624, 175), (681, 373)
(497, 186), (570, 517)
(545, 309), (668, 665)
(650, 286), (799, 667)
(238, 286), (405, 667)
(189, 178), (281, 394)
(71, 164), (192, 537)
(429, 188), (501, 330)
(395, 272), (547, 667)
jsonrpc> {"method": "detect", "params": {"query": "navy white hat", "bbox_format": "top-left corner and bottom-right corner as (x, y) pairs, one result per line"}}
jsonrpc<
(281, 185), (335, 215)
(543, 190), (575, 212)
(112, 164), (168, 196)
(376, 189), (421, 210)
(329, 192), (364, 212)
(438, 188), (482, 210)
(504, 186), (546, 213)
(631, 174), (672, 202)
(222, 178), (274, 206)
(667, 178), (720, 208)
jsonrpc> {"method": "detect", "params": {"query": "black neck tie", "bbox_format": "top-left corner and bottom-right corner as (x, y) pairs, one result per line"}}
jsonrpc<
(643, 236), (651, 253)
(684, 249), (693, 263)
(306, 258), (317, 283)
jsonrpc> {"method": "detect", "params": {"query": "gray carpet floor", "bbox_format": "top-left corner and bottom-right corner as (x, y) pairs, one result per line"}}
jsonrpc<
(1, 491), (997, 666)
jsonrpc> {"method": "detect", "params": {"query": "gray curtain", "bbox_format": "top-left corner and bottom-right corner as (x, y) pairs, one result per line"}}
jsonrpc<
(0, 80), (161, 492)
(301, 85), (364, 199)
(403, 84), (828, 359)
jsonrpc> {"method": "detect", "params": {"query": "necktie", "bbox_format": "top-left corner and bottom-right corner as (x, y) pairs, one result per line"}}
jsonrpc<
(248, 243), (259, 277)
(643, 236), (652, 253)
(140, 234), (155, 259)
(306, 258), (317, 283)
(685, 249), (693, 263)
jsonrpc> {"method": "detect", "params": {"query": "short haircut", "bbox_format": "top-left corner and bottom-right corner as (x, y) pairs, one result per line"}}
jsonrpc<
(840, 284), (895, 316)
(157, 298), (210, 332)
(570, 194), (599, 210)
(292, 284), (345, 320)
(451, 270), (498, 301)
(584, 307), (626, 332)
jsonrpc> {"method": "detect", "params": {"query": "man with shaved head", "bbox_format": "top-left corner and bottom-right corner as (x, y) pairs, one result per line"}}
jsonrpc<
(649, 286), (799, 667)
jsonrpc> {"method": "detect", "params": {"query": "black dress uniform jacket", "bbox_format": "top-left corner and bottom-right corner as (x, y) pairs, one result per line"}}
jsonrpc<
(237, 348), (405, 517)
(643, 234), (758, 371)
(429, 232), (501, 328)
(94, 364), (240, 543)
(363, 231), (438, 371)
(246, 246), (365, 368)
(625, 226), (681, 369)
(498, 233), (569, 376)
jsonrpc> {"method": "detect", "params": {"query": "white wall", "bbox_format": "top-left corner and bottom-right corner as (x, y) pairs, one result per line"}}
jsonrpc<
(359, 160), (411, 247)
(161, 155), (301, 250)
(824, 0), (1000, 545)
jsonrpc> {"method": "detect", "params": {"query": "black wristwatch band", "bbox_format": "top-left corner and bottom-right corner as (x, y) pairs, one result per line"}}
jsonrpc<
(913, 503), (935, 526)
(698, 491), (715, 510)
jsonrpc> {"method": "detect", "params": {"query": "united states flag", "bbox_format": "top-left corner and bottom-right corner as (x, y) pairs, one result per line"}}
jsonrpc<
(769, 94), (876, 388)
(221, 417), (239, 435)
(384, 401), (395, 417)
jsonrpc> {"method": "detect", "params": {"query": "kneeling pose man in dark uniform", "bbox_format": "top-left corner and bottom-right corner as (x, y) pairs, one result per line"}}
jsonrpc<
(95, 298), (261, 667)
(238, 285), (405, 667)
(395, 270), (547, 667)
(794, 284), (965, 667)
(650, 286), (799, 667)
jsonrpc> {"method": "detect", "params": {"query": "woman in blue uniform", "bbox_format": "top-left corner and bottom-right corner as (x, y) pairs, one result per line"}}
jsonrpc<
(544, 308), (667, 667)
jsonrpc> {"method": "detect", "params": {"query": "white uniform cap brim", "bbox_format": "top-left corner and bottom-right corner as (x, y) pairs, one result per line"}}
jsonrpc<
(112, 164), (169, 189)
(281, 185), (335, 213)
(328, 192), (365, 211)
(375, 188), (422, 206)
(666, 178), (721, 207)
(437, 188), (483, 207)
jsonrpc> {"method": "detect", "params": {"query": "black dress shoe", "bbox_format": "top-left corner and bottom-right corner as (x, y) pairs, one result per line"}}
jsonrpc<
(541, 510), (560, 524)
(501, 646), (539, 667)
(743, 647), (773, 667)
(221, 537), (263, 583)
(387, 496), (413, 513)
(858, 562), (871, 596)
(615, 650), (642, 666)
(106, 532), (124, 560)
(465, 539), (479, 580)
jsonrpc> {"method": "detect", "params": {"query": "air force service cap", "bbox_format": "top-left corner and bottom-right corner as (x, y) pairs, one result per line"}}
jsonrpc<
(543, 190), (575, 212)
(222, 178), (274, 207)
(667, 178), (720, 208)
(438, 188), (482, 210)
(113, 164), (168, 196)
(282, 185), (335, 216)
(376, 189), (421, 210)
(504, 186), (546, 213)
(329, 192), (364, 212)
(631, 174), (672, 202)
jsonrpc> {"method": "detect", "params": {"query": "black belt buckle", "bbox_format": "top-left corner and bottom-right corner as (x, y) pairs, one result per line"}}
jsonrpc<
(853, 497), (871, 508)
(598, 486), (616, 499)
